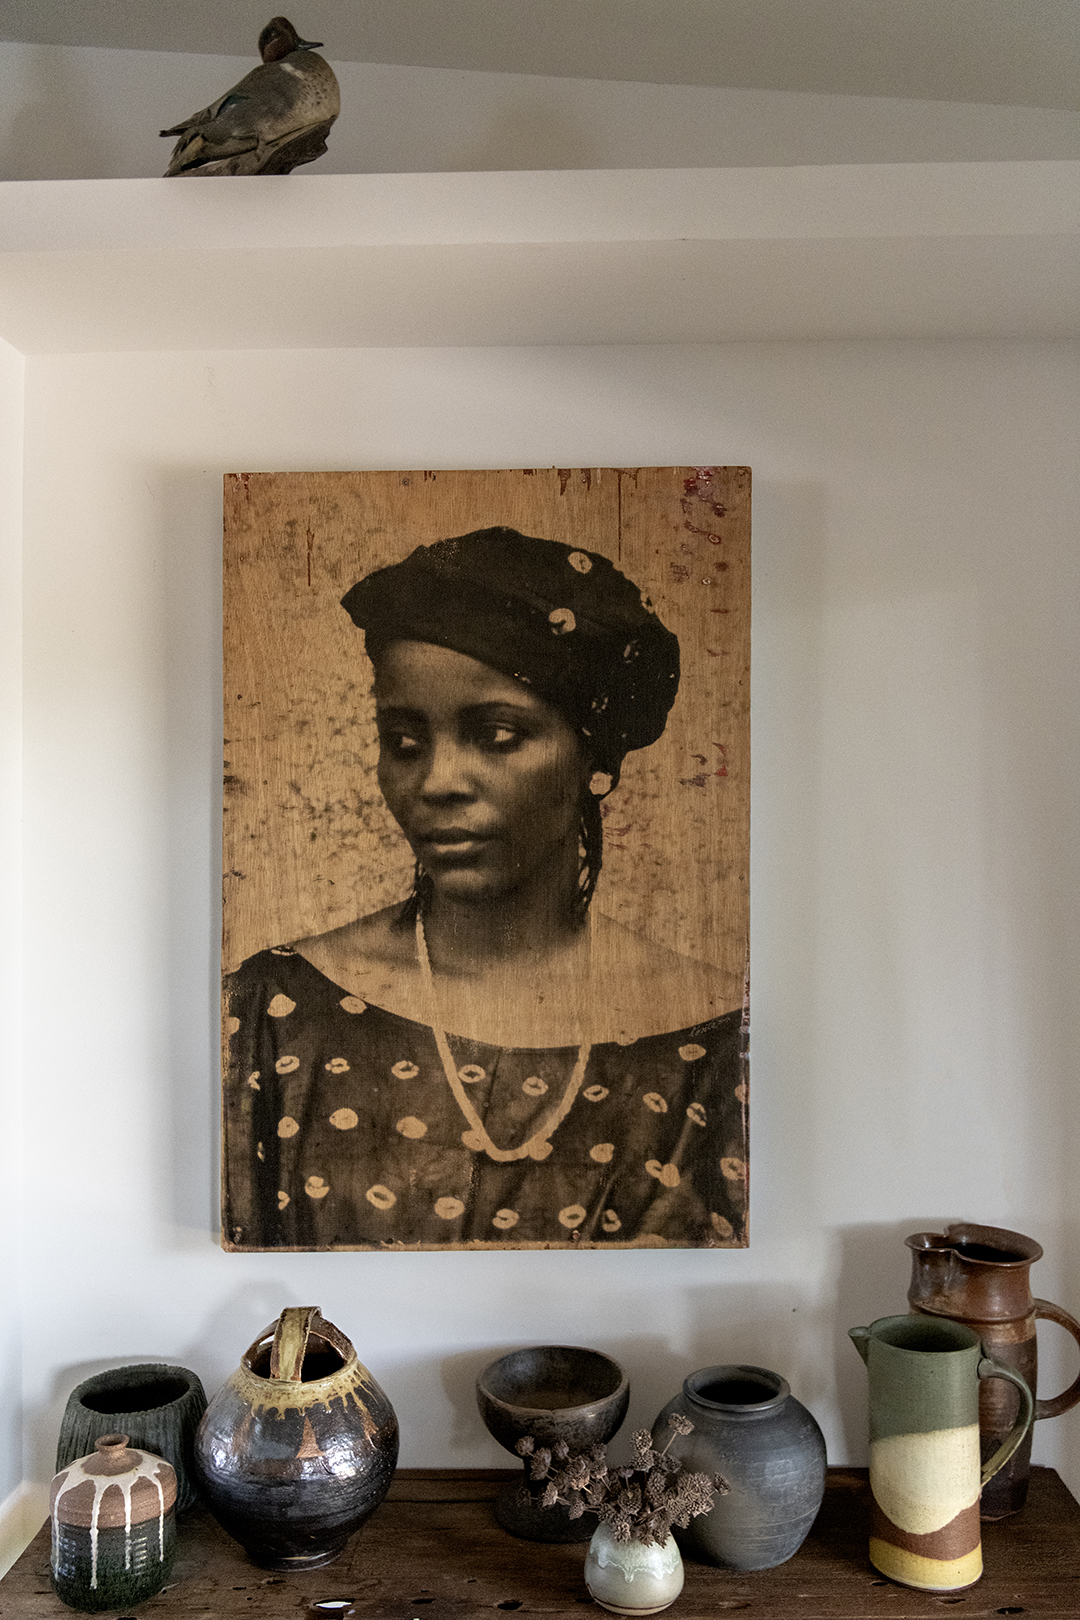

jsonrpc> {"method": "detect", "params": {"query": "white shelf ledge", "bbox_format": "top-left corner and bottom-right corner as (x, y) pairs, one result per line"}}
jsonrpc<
(0, 164), (1076, 352)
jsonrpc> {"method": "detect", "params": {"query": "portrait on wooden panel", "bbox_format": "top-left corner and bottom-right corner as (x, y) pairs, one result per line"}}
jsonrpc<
(221, 468), (750, 1251)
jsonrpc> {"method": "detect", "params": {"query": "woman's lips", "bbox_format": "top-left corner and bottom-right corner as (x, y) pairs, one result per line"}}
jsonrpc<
(415, 829), (496, 859)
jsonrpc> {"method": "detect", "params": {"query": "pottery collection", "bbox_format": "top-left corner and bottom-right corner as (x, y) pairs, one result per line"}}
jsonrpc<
(193, 1306), (399, 1570)
(906, 1222), (1080, 1518)
(849, 1314), (1033, 1592)
(50, 1434), (177, 1613)
(45, 1220), (1076, 1609)
(653, 1364), (826, 1570)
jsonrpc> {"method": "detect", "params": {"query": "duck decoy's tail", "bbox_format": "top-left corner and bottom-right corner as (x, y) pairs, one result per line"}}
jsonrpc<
(163, 112), (333, 176)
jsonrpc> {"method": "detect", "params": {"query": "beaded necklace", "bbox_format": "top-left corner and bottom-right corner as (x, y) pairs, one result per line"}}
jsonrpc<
(415, 913), (592, 1164)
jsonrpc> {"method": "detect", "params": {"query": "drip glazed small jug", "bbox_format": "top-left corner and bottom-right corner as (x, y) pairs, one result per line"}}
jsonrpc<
(194, 1305), (398, 1569)
(50, 1434), (176, 1612)
(907, 1221), (1080, 1517)
(850, 1315), (1033, 1592)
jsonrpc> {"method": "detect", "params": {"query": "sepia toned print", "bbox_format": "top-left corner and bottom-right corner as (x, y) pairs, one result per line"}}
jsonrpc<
(221, 468), (749, 1251)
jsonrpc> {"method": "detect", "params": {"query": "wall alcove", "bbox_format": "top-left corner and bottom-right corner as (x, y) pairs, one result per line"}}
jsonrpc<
(1, 162), (1079, 1567)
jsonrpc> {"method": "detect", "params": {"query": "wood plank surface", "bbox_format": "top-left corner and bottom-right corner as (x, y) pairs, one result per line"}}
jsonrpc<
(4, 1468), (1079, 1619)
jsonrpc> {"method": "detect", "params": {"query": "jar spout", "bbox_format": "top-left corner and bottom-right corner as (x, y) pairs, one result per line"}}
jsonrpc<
(90, 1433), (139, 1474)
(906, 1230), (960, 1307)
(848, 1326), (870, 1366)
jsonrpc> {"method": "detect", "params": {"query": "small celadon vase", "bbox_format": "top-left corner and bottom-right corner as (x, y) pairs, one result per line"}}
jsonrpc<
(584, 1523), (684, 1616)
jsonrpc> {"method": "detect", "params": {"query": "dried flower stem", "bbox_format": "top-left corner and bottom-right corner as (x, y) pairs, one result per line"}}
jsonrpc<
(515, 1414), (728, 1547)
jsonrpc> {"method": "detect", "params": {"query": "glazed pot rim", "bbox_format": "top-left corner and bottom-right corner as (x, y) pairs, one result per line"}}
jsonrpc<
(478, 1345), (629, 1415)
(905, 1223), (1043, 1265)
(68, 1363), (203, 1416)
(682, 1364), (790, 1414)
(241, 1335), (359, 1390)
(856, 1315), (982, 1355)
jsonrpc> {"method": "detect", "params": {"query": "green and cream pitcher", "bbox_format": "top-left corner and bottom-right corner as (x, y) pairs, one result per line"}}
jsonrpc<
(849, 1315), (1033, 1592)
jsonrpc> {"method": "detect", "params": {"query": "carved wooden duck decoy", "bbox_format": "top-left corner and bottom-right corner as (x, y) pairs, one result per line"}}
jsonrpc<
(161, 16), (340, 176)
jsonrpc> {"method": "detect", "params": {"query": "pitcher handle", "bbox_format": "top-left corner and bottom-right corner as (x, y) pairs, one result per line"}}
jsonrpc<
(1033, 1299), (1080, 1421)
(977, 1357), (1034, 1486)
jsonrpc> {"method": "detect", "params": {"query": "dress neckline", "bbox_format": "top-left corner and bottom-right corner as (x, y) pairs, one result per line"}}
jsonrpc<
(252, 946), (732, 1054)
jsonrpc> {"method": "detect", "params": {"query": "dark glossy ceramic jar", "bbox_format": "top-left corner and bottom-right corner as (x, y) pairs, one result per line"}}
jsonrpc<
(653, 1364), (826, 1570)
(194, 1306), (398, 1570)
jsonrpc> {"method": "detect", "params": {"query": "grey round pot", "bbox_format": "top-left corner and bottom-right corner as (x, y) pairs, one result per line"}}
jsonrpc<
(477, 1345), (629, 1542)
(57, 1364), (207, 1514)
(652, 1364), (826, 1570)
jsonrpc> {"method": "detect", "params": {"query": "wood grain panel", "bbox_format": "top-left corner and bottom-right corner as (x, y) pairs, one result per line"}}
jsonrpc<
(223, 467), (749, 995)
(220, 468), (750, 1251)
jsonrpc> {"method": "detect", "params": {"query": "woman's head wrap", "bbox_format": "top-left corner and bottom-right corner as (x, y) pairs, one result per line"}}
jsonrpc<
(340, 527), (680, 780)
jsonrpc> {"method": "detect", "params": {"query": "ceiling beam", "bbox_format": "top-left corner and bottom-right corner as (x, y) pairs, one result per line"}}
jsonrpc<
(0, 1), (1077, 111)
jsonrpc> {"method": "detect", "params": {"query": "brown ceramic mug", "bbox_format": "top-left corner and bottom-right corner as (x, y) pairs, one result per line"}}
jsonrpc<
(906, 1222), (1080, 1517)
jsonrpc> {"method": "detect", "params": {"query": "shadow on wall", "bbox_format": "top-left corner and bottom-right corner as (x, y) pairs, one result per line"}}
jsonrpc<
(32, 1281), (836, 1488)
(30, 1279), (292, 1488)
(831, 1217), (959, 1463)
(0, 44), (114, 179)
(449, 102), (601, 171)
(157, 468), (225, 1242)
(438, 1289), (834, 1470)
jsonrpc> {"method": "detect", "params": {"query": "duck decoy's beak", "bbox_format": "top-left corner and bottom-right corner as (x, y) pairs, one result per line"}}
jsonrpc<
(296, 37), (323, 49)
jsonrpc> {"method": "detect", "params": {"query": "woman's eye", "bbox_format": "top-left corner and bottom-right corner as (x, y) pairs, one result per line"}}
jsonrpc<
(479, 724), (523, 751)
(380, 730), (422, 759)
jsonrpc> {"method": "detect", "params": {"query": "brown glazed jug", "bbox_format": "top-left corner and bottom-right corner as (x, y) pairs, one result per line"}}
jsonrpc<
(906, 1222), (1080, 1518)
(194, 1306), (398, 1569)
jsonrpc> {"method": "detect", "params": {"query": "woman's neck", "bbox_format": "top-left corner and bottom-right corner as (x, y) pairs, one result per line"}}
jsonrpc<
(421, 867), (584, 978)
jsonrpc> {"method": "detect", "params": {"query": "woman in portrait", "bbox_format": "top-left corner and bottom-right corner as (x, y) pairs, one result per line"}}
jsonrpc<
(223, 527), (747, 1250)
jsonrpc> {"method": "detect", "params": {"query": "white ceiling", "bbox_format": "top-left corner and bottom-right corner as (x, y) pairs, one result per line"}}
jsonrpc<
(0, 0), (1078, 111)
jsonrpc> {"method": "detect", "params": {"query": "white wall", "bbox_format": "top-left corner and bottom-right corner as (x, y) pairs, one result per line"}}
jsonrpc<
(15, 338), (1080, 1509)
(0, 334), (24, 1517)
(1, 39), (1079, 180)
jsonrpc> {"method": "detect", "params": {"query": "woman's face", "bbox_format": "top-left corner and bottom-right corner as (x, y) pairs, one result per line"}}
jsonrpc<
(373, 640), (589, 907)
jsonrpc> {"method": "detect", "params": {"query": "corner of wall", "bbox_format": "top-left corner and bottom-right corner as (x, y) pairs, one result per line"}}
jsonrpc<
(0, 1481), (46, 1578)
(0, 334), (26, 1510)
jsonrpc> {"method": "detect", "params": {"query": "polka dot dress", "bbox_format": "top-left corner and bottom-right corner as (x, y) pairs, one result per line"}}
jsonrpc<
(222, 949), (747, 1250)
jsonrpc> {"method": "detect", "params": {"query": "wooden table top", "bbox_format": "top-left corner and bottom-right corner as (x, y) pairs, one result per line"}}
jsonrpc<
(3, 1466), (1078, 1619)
